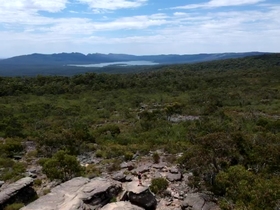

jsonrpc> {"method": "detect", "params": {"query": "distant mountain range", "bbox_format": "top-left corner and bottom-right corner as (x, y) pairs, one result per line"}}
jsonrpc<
(0, 52), (268, 66)
(0, 52), (272, 76)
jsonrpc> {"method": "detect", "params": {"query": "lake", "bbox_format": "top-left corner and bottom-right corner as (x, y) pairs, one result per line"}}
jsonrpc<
(69, 60), (159, 68)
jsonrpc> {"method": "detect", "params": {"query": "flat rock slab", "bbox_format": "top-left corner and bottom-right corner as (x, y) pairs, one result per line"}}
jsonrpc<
(120, 162), (135, 171)
(0, 177), (33, 205)
(101, 201), (144, 210)
(124, 180), (149, 194)
(21, 177), (122, 210)
(152, 163), (167, 170)
(169, 167), (179, 174)
(181, 193), (220, 210)
(134, 163), (153, 173)
(166, 172), (182, 182)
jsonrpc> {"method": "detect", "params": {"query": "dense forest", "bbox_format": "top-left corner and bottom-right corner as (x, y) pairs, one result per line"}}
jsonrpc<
(0, 54), (280, 209)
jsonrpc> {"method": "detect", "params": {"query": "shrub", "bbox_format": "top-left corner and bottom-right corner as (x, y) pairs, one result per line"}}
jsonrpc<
(0, 159), (26, 181)
(107, 159), (121, 172)
(42, 150), (84, 181)
(85, 164), (101, 178)
(152, 152), (160, 163)
(150, 177), (169, 194)
(95, 149), (104, 158)
(33, 179), (42, 186)
(43, 188), (51, 195)
(4, 203), (24, 210)
(124, 151), (134, 161)
(215, 165), (280, 209)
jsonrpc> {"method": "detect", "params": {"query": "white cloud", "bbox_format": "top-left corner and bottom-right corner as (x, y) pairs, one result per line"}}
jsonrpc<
(78, 0), (147, 11)
(0, 0), (68, 26)
(0, 1), (280, 57)
(0, 0), (68, 13)
(172, 0), (264, 9)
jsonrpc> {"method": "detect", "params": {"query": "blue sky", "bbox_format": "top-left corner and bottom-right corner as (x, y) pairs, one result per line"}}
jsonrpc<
(0, 0), (279, 57)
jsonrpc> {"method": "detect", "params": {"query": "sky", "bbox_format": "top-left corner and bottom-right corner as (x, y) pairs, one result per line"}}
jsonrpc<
(0, 0), (280, 58)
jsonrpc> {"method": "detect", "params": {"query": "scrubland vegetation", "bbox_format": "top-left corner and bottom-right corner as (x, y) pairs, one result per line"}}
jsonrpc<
(0, 54), (279, 209)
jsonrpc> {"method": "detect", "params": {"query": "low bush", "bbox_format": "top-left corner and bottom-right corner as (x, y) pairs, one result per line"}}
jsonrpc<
(152, 152), (160, 164)
(4, 203), (24, 210)
(150, 177), (169, 194)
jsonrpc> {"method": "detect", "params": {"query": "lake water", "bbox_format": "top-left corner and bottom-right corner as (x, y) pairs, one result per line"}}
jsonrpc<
(69, 60), (159, 68)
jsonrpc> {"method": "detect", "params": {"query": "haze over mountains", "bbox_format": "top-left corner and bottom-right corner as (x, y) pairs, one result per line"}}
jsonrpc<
(0, 52), (267, 65)
(0, 51), (271, 76)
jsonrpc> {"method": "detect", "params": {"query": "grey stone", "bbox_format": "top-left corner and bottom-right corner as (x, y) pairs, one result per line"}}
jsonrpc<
(152, 172), (162, 179)
(101, 201), (144, 210)
(112, 171), (127, 182)
(120, 162), (135, 171)
(26, 172), (37, 178)
(121, 181), (157, 210)
(166, 172), (182, 182)
(152, 163), (166, 170)
(181, 193), (220, 210)
(0, 177), (35, 209)
(169, 167), (179, 174)
(0, 181), (4, 188)
(21, 177), (122, 210)
(124, 175), (133, 182)
(169, 115), (199, 123)
(134, 163), (152, 173)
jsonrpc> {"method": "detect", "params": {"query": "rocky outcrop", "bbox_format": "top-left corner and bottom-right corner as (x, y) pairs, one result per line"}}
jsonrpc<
(120, 162), (135, 171)
(0, 180), (4, 188)
(181, 193), (220, 210)
(134, 163), (153, 174)
(166, 167), (182, 182)
(21, 177), (122, 210)
(121, 181), (157, 210)
(0, 177), (36, 209)
(101, 201), (144, 210)
(112, 170), (133, 182)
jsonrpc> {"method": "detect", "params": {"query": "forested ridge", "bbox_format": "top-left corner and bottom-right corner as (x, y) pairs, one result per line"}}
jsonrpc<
(0, 54), (280, 209)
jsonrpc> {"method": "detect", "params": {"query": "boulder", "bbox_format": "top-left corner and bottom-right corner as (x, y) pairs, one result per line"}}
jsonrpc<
(101, 201), (144, 210)
(112, 171), (127, 182)
(181, 193), (220, 210)
(0, 177), (36, 209)
(134, 163), (152, 173)
(152, 163), (167, 170)
(120, 162), (135, 171)
(169, 167), (179, 174)
(156, 199), (181, 210)
(0, 181), (4, 188)
(122, 181), (157, 210)
(166, 172), (182, 182)
(21, 177), (122, 210)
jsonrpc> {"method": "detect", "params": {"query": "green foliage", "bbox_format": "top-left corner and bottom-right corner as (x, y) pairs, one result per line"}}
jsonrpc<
(107, 159), (121, 172)
(0, 158), (25, 181)
(85, 164), (101, 178)
(42, 150), (84, 181)
(165, 102), (183, 120)
(43, 188), (51, 195)
(0, 138), (24, 158)
(0, 55), (280, 208)
(152, 152), (160, 164)
(4, 203), (24, 210)
(215, 165), (280, 210)
(95, 124), (121, 137)
(150, 178), (169, 194)
(33, 179), (42, 186)
(124, 151), (134, 161)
